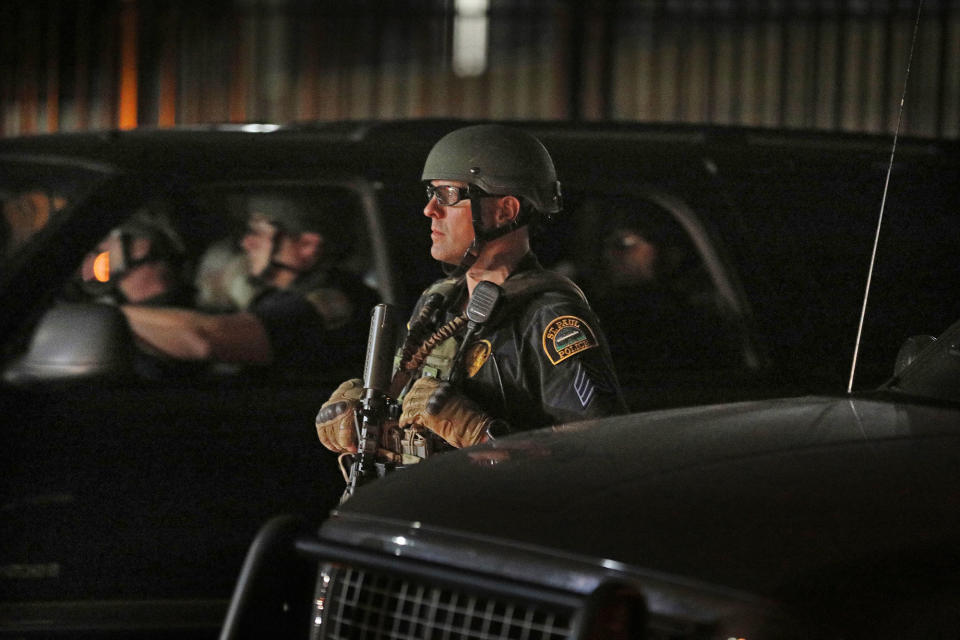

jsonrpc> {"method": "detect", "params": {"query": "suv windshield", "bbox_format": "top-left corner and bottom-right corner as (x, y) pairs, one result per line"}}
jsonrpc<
(1, 160), (111, 264)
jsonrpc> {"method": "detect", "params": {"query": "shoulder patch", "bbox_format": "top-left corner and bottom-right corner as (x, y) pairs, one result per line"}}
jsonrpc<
(542, 315), (599, 365)
(305, 288), (354, 330)
(572, 359), (616, 408)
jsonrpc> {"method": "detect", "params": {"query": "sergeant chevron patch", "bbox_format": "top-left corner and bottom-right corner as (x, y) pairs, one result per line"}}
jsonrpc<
(542, 315), (598, 365)
(573, 360), (615, 407)
(573, 364), (596, 407)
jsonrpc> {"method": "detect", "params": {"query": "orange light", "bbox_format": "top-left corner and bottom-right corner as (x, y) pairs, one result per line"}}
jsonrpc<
(92, 251), (111, 282)
(118, 1), (139, 129)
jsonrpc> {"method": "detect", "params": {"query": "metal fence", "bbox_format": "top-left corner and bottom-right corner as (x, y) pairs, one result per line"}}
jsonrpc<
(2, 0), (958, 138)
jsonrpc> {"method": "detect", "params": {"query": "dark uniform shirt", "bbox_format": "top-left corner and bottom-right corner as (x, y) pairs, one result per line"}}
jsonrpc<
(129, 284), (208, 381)
(248, 267), (379, 382)
(404, 253), (626, 432)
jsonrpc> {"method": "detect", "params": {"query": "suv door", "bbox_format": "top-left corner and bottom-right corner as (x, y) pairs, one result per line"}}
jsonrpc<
(1, 170), (387, 636)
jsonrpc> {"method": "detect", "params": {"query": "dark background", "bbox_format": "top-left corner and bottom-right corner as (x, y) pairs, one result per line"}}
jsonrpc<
(1, 4), (959, 631)
(1, 0), (958, 140)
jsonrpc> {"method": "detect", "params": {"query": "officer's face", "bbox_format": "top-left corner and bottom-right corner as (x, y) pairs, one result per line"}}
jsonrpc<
(242, 214), (278, 277)
(603, 228), (659, 285)
(423, 180), (476, 264)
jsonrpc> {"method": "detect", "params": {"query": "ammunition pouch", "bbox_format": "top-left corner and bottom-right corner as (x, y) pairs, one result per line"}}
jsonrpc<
(370, 401), (449, 472)
(380, 422), (440, 464)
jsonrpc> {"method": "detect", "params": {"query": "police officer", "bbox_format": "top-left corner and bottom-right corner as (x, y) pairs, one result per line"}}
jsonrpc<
(79, 207), (193, 306)
(316, 124), (626, 455)
(76, 206), (199, 379)
(120, 192), (378, 381)
(3, 188), (68, 254)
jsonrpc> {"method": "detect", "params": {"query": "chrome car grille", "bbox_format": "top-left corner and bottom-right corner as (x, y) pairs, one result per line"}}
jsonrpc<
(312, 565), (576, 640)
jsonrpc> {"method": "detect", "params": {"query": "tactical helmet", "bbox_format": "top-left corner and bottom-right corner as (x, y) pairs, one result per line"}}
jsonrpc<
(246, 191), (356, 263)
(79, 205), (187, 301)
(246, 194), (335, 236)
(421, 125), (562, 216)
(117, 207), (186, 264)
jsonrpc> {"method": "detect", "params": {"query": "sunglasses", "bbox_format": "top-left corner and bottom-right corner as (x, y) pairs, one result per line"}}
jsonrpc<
(425, 184), (477, 207)
(426, 183), (507, 207)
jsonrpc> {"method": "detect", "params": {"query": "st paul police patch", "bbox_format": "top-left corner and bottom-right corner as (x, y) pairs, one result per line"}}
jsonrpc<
(542, 315), (599, 365)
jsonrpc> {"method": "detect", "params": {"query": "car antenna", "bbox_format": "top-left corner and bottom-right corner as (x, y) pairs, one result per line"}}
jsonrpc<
(847, 0), (925, 394)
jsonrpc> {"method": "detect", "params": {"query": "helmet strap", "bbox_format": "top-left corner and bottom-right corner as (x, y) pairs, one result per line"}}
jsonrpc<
(111, 230), (167, 278)
(448, 239), (481, 278)
(254, 225), (310, 282)
(267, 259), (308, 275)
(447, 194), (528, 277)
(477, 217), (524, 242)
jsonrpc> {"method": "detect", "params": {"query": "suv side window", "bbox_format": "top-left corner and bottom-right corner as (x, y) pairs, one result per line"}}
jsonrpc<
(20, 182), (380, 387)
(188, 184), (377, 314)
(539, 188), (757, 408)
(0, 161), (107, 264)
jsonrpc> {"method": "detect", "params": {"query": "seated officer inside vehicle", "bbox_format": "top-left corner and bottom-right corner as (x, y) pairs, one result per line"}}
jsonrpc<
(2, 188), (68, 255)
(119, 192), (379, 382)
(78, 206), (194, 307)
(74, 207), (202, 380)
(586, 201), (742, 372)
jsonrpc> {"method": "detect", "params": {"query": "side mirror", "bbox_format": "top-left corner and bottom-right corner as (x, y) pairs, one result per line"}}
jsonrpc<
(3, 302), (136, 384)
(893, 334), (937, 377)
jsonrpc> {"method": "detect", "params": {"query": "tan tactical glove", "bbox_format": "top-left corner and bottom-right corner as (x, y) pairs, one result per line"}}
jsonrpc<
(399, 376), (492, 448)
(315, 378), (363, 453)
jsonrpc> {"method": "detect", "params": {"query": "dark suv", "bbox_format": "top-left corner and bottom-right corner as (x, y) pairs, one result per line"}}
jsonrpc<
(1, 121), (957, 637)
(233, 313), (960, 640)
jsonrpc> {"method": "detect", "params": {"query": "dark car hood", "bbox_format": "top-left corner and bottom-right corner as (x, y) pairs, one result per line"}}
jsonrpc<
(329, 394), (960, 599)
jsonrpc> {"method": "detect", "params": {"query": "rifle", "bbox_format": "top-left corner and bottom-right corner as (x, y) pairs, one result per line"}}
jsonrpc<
(340, 303), (401, 503)
(339, 282), (504, 502)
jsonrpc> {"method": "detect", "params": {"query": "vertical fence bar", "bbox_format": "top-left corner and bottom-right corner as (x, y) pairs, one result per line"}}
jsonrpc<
(18, 4), (39, 134)
(157, 4), (179, 127)
(230, 4), (253, 123)
(832, 0), (847, 130)
(808, 2), (823, 129)
(96, 4), (118, 129)
(730, 2), (745, 124)
(0, 3), (11, 135)
(939, 2), (960, 138)
(565, 0), (584, 120)
(704, 1), (719, 124)
(45, 5), (60, 132)
(675, 2), (691, 122)
(777, 1), (790, 128)
(598, 0), (614, 121)
(910, 1), (943, 137)
(73, 2), (91, 131)
(118, 0), (139, 129)
(934, 1), (948, 137)
(295, 5), (317, 121)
